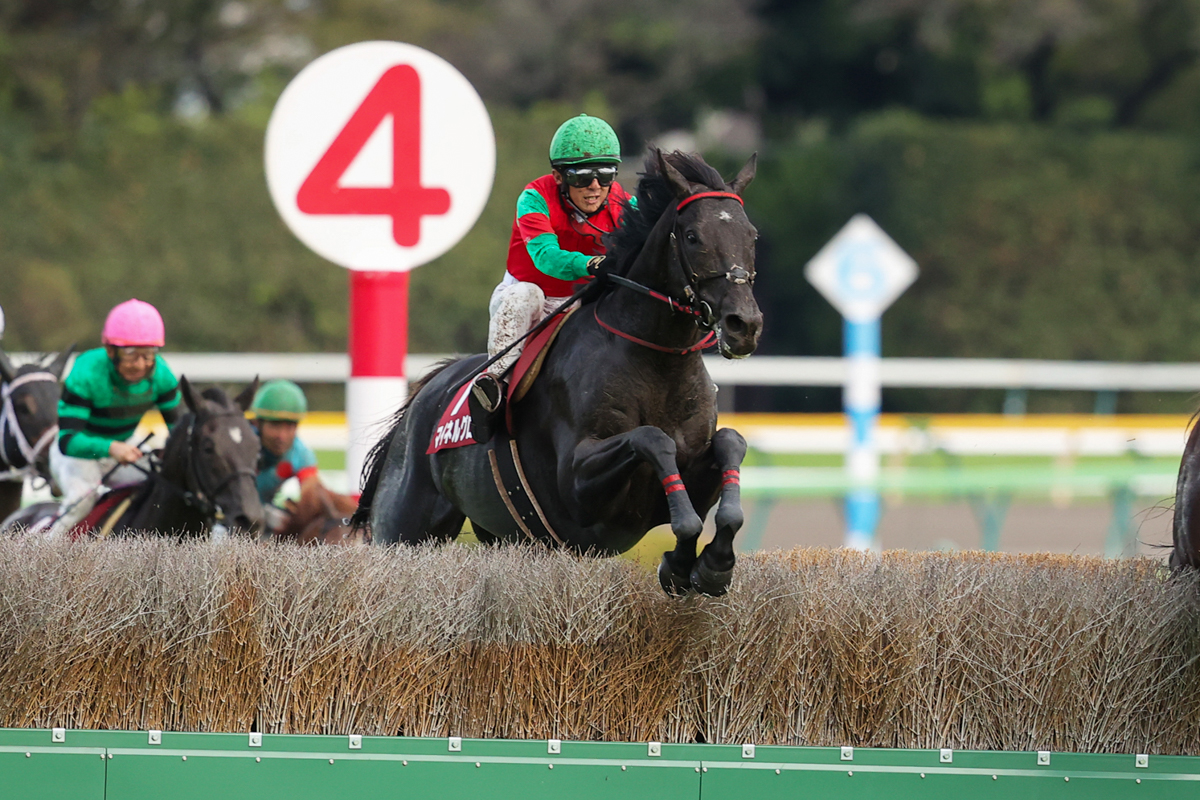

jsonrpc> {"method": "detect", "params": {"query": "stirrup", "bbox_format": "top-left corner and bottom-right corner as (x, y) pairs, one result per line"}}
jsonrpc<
(470, 373), (506, 413)
(468, 374), (506, 442)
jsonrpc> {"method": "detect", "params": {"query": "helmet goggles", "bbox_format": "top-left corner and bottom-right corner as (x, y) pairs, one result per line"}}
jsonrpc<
(561, 165), (617, 189)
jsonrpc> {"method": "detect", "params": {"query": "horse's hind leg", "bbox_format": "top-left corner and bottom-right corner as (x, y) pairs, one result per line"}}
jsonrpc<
(688, 428), (747, 596)
(427, 496), (466, 542)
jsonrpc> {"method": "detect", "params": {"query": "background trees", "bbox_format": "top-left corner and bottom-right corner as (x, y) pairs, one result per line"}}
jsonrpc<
(4, 0), (1200, 411)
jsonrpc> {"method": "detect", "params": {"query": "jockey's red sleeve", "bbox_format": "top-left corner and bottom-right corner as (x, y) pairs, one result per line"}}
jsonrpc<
(295, 465), (319, 483)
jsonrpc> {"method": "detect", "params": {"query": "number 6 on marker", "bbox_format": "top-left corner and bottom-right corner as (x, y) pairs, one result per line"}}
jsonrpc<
(296, 65), (450, 247)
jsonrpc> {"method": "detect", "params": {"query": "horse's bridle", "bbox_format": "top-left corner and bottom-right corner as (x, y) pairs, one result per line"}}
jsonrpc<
(596, 191), (753, 353)
(150, 411), (257, 529)
(0, 371), (60, 482)
(670, 191), (755, 329)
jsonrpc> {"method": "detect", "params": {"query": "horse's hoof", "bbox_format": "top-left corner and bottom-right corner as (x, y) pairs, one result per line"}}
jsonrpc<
(658, 553), (693, 596)
(690, 558), (734, 597)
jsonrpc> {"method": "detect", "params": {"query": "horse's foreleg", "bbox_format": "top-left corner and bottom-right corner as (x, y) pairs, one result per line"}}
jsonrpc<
(689, 428), (747, 596)
(572, 426), (704, 542)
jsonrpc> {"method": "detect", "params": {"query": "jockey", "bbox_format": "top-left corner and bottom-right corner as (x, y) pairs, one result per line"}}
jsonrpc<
(468, 113), (634, 439)
(250, 379), (319, 532)
(48, 299), (181, 538)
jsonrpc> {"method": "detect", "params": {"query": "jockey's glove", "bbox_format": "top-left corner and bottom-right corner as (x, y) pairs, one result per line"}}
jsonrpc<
(586, 255), (607, 275)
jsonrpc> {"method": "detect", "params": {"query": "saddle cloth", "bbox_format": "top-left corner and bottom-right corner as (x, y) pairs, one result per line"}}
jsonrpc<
(427, 309), (574, 455)
(68, 484), (138, 541)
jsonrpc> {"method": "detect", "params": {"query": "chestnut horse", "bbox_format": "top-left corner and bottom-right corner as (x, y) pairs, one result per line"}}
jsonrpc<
(272, 477), (365, 546)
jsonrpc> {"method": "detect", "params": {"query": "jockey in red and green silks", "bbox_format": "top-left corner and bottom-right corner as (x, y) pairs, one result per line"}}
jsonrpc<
(469, 114), (635, 425)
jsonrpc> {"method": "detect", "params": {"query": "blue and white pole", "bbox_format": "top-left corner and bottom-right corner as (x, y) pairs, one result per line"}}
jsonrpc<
(805, 214), (918, 552)
(844, 316), (881, 550)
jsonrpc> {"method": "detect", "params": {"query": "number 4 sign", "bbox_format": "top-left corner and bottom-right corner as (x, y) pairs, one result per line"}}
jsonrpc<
(266, 41), (495, 271)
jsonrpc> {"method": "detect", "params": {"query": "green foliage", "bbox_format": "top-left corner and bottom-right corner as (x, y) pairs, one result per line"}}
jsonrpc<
(6, 1), (1200, 416)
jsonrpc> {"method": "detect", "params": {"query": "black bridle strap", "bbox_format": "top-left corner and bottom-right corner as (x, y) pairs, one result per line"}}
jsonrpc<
(605, 274), (705, 319)
(168, 412), (258, 524)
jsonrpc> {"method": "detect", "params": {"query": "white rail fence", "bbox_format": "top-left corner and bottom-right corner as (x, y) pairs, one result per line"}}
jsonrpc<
(14, 352), (1200, 392)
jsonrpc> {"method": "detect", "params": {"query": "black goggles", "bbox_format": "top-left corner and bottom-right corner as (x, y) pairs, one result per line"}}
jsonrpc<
(561, 165), (617, 188)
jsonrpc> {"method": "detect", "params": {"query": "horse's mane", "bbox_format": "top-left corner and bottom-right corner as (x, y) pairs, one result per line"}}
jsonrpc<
(199, 386), (231, 408)
(591, 148), (727, 301)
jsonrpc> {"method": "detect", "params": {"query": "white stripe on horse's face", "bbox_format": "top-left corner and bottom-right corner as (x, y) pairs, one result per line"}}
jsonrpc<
(718, 210), (733, 221)
(229, 427), (243, 444)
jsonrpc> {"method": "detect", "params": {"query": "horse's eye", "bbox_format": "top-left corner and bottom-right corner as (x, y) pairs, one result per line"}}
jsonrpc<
(686, 231), (699, 244)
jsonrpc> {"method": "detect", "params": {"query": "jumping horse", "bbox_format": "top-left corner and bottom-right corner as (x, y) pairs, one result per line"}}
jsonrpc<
(0, 347), (73, 521)
(2, 377), (265, 539)
(354, 148), (762, 595)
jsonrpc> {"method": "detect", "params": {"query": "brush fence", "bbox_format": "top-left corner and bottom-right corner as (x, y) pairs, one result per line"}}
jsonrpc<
(3, 538), (1200, 755)
(3, 728), (1198, 799)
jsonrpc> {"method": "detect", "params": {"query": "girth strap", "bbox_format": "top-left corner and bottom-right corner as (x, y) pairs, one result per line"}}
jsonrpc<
(487, 431), (563, 545)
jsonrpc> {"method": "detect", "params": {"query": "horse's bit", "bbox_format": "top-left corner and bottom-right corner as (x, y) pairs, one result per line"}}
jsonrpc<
(0, 371), (60, 483)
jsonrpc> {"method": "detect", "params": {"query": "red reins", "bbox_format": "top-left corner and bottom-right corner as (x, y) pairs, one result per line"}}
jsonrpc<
(594, 309), (717, 354)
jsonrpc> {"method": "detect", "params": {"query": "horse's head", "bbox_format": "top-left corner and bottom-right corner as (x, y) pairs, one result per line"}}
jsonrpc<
(0, 346), (73, 478)
(173, 376), (265, 538)
(657, 148), (763, 358)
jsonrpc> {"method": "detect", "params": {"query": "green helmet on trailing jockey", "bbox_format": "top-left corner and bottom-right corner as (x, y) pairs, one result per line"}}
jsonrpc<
(549, 114), (621, 167)
(251, 379), (307, 422)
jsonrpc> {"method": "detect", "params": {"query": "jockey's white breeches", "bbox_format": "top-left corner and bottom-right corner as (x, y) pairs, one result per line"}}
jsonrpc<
(47, 439), (148, 538)
(486, 274), (571, 376)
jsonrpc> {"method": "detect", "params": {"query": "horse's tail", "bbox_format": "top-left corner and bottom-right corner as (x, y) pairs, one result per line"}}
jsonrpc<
(351, 358), (463, 532)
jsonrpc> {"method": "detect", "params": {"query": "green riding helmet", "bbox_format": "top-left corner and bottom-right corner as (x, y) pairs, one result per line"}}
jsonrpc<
(251, 379), (307, 422)
(549, 114), (621, 167)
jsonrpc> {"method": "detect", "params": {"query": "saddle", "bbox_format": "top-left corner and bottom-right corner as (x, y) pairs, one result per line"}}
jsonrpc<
(68, 484), (142, 541)
(427, 309), (574, 455)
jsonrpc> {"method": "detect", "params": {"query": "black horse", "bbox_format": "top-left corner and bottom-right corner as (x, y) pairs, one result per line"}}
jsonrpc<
(354, 148), (762, 595)
(0, 347), (74, 521)
(1172, 414), (1200, 570)
(2, 377), (264, 539)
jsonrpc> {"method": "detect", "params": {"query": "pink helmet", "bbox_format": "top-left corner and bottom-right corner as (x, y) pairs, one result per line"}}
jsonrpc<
(101, 299), (165, 347)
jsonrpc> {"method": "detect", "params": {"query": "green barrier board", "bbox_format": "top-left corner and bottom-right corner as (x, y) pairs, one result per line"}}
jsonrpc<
(2, 729), (1198, 799)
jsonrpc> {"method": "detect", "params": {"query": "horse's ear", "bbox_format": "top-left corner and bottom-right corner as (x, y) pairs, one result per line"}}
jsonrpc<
(45, 343), (75, 380)
(729, 152), (757, 196)
(656, 148), (692, 200)
(179, 375), (204, 415)
(0, 350), (15, 385)
(234, 376), (259, 413)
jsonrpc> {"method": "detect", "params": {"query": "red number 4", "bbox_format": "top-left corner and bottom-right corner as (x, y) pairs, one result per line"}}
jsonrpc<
(296, 65), (450, 247)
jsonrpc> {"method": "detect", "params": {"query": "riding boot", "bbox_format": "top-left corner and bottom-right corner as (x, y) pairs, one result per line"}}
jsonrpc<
(468, 373), (507, 443)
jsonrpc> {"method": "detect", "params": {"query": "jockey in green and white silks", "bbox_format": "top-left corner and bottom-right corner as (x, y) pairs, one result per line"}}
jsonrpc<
(49, 299), (180, 538)
(469, 114), (634, 434)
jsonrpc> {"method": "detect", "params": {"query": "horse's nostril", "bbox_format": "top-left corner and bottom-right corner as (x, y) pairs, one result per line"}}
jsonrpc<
(724, 315), (747, 335)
